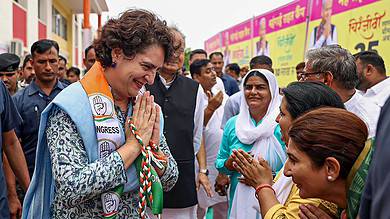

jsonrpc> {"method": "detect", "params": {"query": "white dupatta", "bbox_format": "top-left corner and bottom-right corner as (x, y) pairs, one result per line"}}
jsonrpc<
(230, 69), (287, 219)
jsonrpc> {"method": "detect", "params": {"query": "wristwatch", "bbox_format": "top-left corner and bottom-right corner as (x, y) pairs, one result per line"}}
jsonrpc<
(199, 169), (209, 176)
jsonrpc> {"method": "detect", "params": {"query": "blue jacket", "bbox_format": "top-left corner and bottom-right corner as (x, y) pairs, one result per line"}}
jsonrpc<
(22, 82), (140, 218)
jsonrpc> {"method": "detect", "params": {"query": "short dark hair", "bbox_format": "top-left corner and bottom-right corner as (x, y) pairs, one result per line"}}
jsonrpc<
(22, 54), (32, 68)
(306, 45), (358, 90)
(66, 67), (81, 77)
(354, 51), (386, 75)
(59, 55), (67, 65)
(282, 81), (344, 119)
(226, 63), (240, 76)
(93, 9), (174, 68)
(190, 49), (207, 61)
(31, 39), (59, 57)
(209, 52), (223, 60)
(85, 45), (95, 58)
(190, 59), (210, 78)
(295, 62), (305, 71)
(250, 55), (272, 69)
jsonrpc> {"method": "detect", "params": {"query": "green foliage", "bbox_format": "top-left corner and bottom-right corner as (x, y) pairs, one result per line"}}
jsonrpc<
(184, 47), (191, 71)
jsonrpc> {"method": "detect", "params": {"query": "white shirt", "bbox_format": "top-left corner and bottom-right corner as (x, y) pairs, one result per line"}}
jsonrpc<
(345, 91), (380, 138)
(159, 75), (205, 154)
(214, 77), (226, 94)
(196, 89), (228, 209)
(221, 92), (242, 128)
(363, 77), (390, 108)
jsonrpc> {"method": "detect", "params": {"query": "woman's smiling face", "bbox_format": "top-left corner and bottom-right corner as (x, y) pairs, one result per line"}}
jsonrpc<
(244, 75), (271, 113)
(276, 97), (294, 145)
(283, 139), (330, 199)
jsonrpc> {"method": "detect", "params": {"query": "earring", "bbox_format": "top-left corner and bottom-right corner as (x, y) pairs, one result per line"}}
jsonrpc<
(327, 176), (332, 181)
(111, 61), (117, 68)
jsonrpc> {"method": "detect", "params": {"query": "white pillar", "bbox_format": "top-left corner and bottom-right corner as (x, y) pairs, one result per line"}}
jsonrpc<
(27, 0), (38, 49)
(0, 0), (14, 49)
(45, 0), (52, 39)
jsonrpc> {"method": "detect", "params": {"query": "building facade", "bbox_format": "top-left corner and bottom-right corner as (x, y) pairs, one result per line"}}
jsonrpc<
(0, 0), (107, 69)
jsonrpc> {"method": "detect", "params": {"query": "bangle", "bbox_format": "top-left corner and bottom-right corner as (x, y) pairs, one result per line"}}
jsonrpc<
(255, 183), (275, 199)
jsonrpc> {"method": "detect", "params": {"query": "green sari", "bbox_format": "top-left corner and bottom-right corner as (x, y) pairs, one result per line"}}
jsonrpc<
(346, 139), (374, 219)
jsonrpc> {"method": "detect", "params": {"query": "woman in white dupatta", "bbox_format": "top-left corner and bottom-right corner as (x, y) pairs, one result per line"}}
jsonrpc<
(232, 82), (343, 219)
(215, 69), (286, 218)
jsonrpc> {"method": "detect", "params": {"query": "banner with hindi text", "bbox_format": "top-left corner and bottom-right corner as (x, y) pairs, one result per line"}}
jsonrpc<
(307, 0), (390, 71)
(253, 0), (309, 87)
(204, 0), (390, 86)
(204, 33), (222, 55)
(221, 19), (253, 66)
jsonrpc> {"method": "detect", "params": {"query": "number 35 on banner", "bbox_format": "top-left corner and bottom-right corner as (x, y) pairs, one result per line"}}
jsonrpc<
(355, 41), (379, 53)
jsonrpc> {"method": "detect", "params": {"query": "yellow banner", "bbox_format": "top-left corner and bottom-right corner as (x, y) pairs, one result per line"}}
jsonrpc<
(261, 23), (307, 87)
(223, 40), (253, 67)
(307, 0), (390, 74)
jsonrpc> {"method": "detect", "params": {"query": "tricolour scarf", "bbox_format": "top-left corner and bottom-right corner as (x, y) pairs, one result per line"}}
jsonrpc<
(80, 63), (164, 218)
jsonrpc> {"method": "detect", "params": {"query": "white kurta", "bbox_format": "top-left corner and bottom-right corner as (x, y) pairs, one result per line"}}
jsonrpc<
(196, 88), (229, 209)
(345, 91), (380, 138)
(215, 77), (226, 94)
(363, 77), (390, 108)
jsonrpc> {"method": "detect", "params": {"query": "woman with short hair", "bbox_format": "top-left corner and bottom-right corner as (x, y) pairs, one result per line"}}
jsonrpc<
(23, 9), (178, 219)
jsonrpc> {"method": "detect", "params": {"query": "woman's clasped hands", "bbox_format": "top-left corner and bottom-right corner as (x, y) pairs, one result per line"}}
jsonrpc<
(231, 149), (273, 188)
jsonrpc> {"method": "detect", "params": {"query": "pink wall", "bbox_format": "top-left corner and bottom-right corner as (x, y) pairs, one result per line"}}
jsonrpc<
(13, 3), (27, 46)
(38, 21), (47, 40)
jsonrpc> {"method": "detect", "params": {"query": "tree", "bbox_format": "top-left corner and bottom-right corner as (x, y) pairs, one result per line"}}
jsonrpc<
(183, 47), (192, 72)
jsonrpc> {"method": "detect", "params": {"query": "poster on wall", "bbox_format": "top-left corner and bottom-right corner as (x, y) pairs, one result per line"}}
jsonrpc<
(204, 0), (390, 86)
(221, 19), (253, 67)
(253, 0), (309, 87)
(204, 33), (221, 55)
(308, 0), (390, 71)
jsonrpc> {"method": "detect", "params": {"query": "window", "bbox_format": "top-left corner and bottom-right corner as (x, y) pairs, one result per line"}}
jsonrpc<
(38, 0), (46, 21)
(13, 0), (27, 8)
(38, 0), (41, 19)
(75, 17), (80, 42)
(52, 6), (67, 40)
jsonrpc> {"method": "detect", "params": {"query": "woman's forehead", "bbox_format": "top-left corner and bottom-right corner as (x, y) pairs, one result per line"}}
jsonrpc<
(245, 75), (268, 84)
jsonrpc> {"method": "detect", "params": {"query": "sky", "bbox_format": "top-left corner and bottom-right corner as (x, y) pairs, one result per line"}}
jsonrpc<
(93, 0), (293, 49)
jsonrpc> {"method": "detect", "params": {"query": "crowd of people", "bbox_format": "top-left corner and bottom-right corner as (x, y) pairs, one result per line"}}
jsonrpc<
(0, 8), (389, 219)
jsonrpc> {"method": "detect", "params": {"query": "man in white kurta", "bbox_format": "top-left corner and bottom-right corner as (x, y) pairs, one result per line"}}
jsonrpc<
(344, 91), (380, 138)
(355, 51), (390, 108)
(190, 59), (229, 219)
